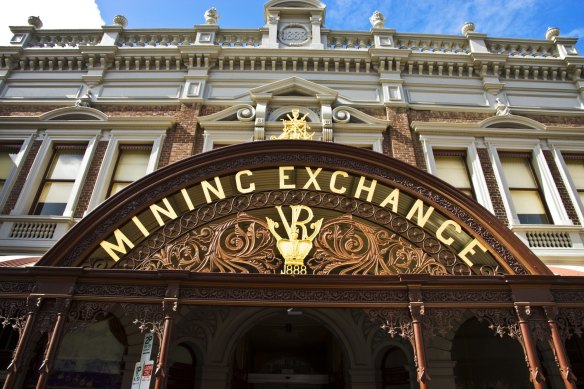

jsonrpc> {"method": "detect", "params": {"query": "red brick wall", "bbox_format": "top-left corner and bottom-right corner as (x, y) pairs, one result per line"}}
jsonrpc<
(477, 147), (508, 224)
(388, 108), (421, 168)
(543, 150), (580, 225)
(2, 140), (41, 214)
(74, 141), (107, 218)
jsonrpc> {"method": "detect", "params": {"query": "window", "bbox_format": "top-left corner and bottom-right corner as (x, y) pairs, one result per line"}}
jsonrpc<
(31, 145), (85, 215)
(0, 144), (22, 193)
(107, 145), (151, 197)
(563, 155), (584, 205)
(433, 150), (473, 197)
(498, 152), (550, 224)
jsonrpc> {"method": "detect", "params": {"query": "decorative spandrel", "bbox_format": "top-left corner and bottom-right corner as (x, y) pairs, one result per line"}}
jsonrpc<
(100, 203), (503, 276)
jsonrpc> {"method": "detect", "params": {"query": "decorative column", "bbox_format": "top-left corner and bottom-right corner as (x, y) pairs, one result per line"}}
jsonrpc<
(410, 304), (431, 388)
(544, 306), (577, 388)
(36, 298), (71, 389)
(154, 299), (178, 389)
(3, 297), (41, 389)
(515, 305), (546, 389)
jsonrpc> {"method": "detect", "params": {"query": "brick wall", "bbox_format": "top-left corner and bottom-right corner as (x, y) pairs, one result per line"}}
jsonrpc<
(2, 140), (41, 214)
(74, 141), (107, 218)
(387, 108), (421, 168)
(477, 148), (508, 224)
(543, 149), (580, 225)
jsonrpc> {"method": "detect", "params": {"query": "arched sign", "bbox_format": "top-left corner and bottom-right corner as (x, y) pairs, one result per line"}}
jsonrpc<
(38, 141), (549, 276)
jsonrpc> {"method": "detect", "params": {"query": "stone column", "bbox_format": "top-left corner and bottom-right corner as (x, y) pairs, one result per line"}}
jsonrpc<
(36, 299), (71, 389)
(515, 306), (546, 389)
(154, 299), (177, 389)
(544, 307), (577, 389)
(3, 297), (41, 389)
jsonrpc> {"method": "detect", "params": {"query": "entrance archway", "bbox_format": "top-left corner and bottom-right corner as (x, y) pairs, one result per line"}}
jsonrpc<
(451, 318), (531, 388)
(231, 310), (346, 389)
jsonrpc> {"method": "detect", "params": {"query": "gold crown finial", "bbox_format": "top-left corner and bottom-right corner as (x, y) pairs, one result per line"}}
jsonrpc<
(271, 109), (314, 140)
(266, 205), (323, 274)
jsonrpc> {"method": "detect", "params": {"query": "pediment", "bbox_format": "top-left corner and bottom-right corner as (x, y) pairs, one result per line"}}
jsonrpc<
(40, 106), (108, 121)
(250, 77), (338, 101)
(265, 0), (325, 10)
(480, 115), (546, 131)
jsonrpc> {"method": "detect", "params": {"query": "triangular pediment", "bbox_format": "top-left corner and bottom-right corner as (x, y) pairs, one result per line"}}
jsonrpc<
(250, 77), (338, 101)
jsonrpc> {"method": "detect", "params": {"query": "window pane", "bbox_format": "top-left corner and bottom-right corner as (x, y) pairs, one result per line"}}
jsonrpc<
(113, 150), (149, 181)
(110, 182), (129, 196)
(510, 190), (549, 224)
(33, 182), (74, 215)
(499, 156), (537, 189)
(434, 155), (472, 191)
(0, 152), (15, 179)
(565, 159), (584, 189)
(48, 150), (84, 180)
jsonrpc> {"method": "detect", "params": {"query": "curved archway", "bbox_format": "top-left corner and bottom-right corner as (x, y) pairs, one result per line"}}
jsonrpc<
(231, 309), (347, 388)
(451, 318), (530, 388)
(167, 342), (197, 389)
(380, 346), (414, 389)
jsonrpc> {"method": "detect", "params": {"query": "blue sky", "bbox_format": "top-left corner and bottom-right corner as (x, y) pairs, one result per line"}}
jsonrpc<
(1, 0), (584, 52)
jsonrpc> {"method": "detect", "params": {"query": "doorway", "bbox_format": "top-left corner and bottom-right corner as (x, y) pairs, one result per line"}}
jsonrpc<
(231, 310), (345, 389)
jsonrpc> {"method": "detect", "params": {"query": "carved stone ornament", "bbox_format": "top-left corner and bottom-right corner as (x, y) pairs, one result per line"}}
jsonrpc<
(545, 27), (560, 40)
(113, 15), (128, 28)
(204, 7), (220, 25)
(461, 21), (475, 34)
(278, 24), (311, 46)
(28, 16), (43, 29)
(495, 97), (511, 116)
(369, 11), (385, 29)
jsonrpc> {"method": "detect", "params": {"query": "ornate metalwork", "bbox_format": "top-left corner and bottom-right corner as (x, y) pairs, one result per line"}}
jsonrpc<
(74, 283), (167, 297)
(422, 289), (512, 303)
(131, 212), (280, 272)
(554, 308), (584, 340)
(473, 308), (522, 340)
(97, 189), (500, 276)
(423, 308), (465, 338)
(0, 299), (29, 334)
(308, 214), (448, 275)
(364, 308), (414, 342)
(65, 301), (114, 333)
(62, 152), (529, 274)
(271, 109), (314, 140)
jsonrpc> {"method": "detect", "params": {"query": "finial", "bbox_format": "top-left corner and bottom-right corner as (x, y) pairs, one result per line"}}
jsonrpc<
(461, 21), (475, 35)
(204, 7), (220, 25)
(369, 11), (385, 29)
(545, 27), (560, 40)
(113, 15), (128, 28)
(28, 16), (43, 29)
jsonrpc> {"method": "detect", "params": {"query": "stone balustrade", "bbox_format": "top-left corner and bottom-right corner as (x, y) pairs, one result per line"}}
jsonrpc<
(394, 34), (469, 54)
(325, 31), (373, 49)
(485, 38), (559, 58)
(25, 31), (101, 48)
(117, 30), (198, 47)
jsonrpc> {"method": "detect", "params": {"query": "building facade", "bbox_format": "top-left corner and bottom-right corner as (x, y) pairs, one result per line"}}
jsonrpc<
(0, 1), (583, 388)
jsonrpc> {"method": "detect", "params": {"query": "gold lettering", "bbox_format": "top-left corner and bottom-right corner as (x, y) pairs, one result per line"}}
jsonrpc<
(100, 229), (135, 261)
(436, 220), (461, 246)
(235, 170), (256, 194)
(354, 176), (378, 202)
(150, 198), (178, 226)
(303, 167), (322, 190)
(279, 166), (296, 189)
(379, 188), (400, 212)
(458, 239), (487, 267)
(405, 199), (435, 228)
(181, 188), (195, 211)
(201, 176), (226, 203)
(330, 171), (348, 194)
(132, 216), (150, 238)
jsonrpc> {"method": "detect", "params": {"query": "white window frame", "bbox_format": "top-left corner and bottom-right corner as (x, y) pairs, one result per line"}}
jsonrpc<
(333, 133), (384, 153)
(0, 130), (36, 211)
(486, 137), (572, 226)
(12, 130), (100, 218)
(202, 130), (253, 152)
(87, 130), (166, 212)
(549, 141), (584, 225)
(420, 135), (493, 213)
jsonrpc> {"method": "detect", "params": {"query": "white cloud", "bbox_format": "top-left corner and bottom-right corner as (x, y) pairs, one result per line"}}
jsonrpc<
(0, 0), (104, 45)
(326, 0), (545, 39)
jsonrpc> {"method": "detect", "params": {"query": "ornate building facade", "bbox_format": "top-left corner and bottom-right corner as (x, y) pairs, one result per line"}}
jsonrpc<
(0, 1), (583, 388)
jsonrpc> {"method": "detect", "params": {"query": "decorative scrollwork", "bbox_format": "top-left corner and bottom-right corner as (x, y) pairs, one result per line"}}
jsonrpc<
(473, 308), (522, 341)
(129, 213), (280, 273)
(236, 105), (255, 122)
(308, 215), (448, 275)
(0, 299), (28, 334)
(364, 308), (414, 342)
(423, 308), (465, 338)
(65, 301), (113, 333)
(555, 308), (584, 340)
(332, 108), (351, 123)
